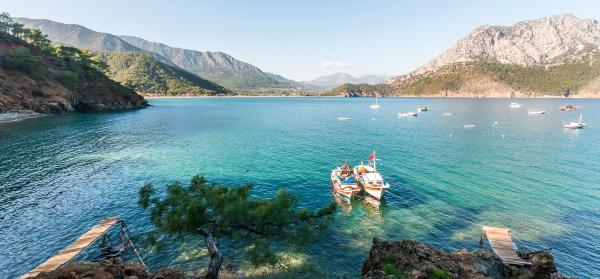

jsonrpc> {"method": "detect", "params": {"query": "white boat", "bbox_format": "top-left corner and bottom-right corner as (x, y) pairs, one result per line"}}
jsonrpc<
(337, 117), (350, 121)
(564, 113), (586, 129)
(560, 105), (576, 111)
(442, 112), (452, 116)
(331, 162), (361, 199)
(398, 111), (418, 117)
(463, 124), (476, 128)
(528, 109), (546, 115)
(353, 151), (390, 200)
(370, 95), (381, 110)
(510, 102), (523, 108)
(417, 107), (429, 112)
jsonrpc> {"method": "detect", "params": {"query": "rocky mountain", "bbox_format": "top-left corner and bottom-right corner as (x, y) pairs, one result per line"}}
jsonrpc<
(304, 72), (389, 89)
(0, 35), (146, 113)
(94, 51), (233, 96)
(12, 18), (302, 93)
(392, 14), (600, 81)
(334, 14), (600, 98)
(13, 18), (139, 52)
(118, 35), (298, 92)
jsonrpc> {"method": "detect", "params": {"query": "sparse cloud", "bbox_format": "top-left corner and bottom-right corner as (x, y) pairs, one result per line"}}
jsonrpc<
(321, 61), (350, 68)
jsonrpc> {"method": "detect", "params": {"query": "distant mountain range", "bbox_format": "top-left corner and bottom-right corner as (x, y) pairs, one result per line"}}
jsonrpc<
(13, 17), (305, 93)
(331, 14), (600, 97)
(302, 73), (389, 89)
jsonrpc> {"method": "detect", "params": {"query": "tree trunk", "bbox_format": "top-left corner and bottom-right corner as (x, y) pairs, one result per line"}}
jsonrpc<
(198, 228), (223, 279)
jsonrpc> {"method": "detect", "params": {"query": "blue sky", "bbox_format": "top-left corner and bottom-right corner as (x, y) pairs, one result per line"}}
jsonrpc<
(4, 0), (600, 80)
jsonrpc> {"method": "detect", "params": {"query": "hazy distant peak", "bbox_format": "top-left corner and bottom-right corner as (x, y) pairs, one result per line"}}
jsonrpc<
(303, 72), (390, 89)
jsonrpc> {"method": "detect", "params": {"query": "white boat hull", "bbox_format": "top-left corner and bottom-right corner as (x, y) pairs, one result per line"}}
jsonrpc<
(354, 164), (389, 200)
(528, 110), (546, 115)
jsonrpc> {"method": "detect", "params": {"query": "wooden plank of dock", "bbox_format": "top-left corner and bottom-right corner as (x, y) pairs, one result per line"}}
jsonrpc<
(20, 217), (120, 278)
(482, 225), (531, 266)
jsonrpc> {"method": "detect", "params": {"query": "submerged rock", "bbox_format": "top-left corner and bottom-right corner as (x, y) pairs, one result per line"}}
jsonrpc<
(361, 238), (574, 279)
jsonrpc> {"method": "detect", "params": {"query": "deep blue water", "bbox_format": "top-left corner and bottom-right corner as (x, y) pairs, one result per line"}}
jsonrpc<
(0, 98), (598, 278)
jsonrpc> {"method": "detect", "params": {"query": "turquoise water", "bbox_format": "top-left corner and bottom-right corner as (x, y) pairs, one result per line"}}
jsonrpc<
(0, 98), (598, 278)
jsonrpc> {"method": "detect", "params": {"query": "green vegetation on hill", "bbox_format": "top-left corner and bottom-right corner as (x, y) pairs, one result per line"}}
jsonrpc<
(0, 12), (145, 113)
(94, 51), (233, 96)
(328, 53), (600, 97)
(323, 83), (396, 96)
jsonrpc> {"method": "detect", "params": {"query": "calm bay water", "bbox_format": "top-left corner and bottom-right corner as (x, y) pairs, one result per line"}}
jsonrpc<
(0, 97), (599, 278)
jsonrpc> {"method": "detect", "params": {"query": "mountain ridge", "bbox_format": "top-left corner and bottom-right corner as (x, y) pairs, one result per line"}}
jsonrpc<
(94, 51), (233, 96)
(334, 14), (600, 98)
(390, 13), (600, 82)
(13, 17), (303, 93)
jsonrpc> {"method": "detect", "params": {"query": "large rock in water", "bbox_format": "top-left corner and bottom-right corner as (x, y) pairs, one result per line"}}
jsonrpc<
(361, 238), (573, 279)
(31, 258), (185, 279)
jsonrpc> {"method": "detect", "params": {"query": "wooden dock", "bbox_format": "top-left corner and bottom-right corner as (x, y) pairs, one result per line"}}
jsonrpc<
(481, 225), (531, 266)
(20, 217), (121, 278)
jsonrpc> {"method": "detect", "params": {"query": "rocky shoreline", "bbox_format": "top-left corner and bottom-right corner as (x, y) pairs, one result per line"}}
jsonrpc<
(0, 110), (45, 124)
(26, 239), (575, 279)
(362, 238), (574, 279)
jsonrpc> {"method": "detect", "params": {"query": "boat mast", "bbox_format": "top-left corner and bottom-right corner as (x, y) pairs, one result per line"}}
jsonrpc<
(370, 150), (376, 171)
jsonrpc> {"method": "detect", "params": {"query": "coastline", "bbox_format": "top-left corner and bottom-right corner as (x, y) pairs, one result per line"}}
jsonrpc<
(142, 94), (598, 99)
(0, 111), (47, 124)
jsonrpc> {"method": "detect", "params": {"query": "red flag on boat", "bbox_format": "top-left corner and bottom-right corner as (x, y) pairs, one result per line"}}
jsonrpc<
(368, 151), (375, 161)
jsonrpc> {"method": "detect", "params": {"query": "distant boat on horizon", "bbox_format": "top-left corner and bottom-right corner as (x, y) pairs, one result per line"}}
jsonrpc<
(528, 109), (546, 115)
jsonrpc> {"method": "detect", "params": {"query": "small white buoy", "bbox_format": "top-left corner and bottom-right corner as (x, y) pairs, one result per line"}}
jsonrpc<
(449, 133), (453, 138)
(501, 134), (505, 138)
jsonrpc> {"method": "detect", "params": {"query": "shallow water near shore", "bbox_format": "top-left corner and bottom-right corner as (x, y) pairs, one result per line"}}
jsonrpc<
(1, 97), (599, 278)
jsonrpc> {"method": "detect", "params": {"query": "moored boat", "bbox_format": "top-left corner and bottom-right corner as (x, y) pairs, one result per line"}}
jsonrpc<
(354, 151), (390, 200)
(528, 109), (546, 115)
(560, 105), (576, 111)
(398, 111), (418, 117)
(370, 94), (381, 110)
(331, 162), (361, 199)
(417, 107), (429, 112)
(510, 102), (523, 108)
(564, 113), (586, 129)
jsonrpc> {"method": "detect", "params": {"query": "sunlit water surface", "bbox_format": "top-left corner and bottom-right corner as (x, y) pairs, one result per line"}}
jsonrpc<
(1, 98), (598, 278)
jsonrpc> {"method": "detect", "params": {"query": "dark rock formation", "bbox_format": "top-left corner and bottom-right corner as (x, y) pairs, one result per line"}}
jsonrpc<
(361, 238), (574, 279)
(31, 258), (185, 279)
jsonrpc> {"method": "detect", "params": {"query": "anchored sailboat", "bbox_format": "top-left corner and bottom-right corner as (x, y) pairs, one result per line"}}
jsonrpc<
(564, 113), (586, 129)
(370, 94), (381, 110)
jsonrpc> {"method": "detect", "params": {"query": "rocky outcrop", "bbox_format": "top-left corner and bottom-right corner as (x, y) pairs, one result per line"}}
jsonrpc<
(0, 39), (147, 114)
(393, 14), (600, 81)
(361, 238), (573, 279)
(31, 258), (185, 279)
